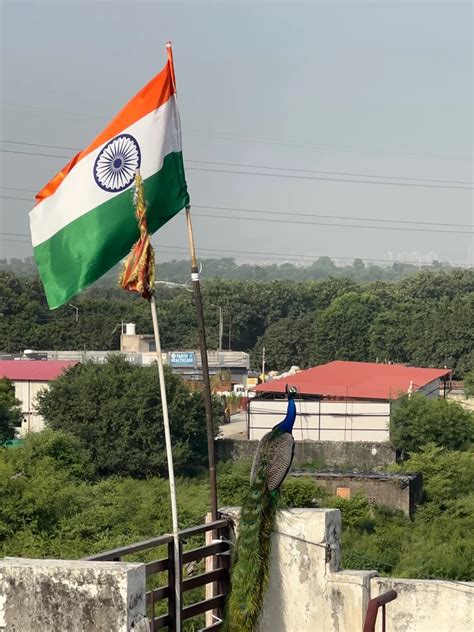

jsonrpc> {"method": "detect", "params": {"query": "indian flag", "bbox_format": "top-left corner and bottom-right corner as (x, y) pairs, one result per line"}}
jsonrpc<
(30, 52), (189, 309)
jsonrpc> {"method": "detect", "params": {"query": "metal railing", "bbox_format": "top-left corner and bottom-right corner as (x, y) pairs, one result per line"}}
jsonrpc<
(363, 589), (398, 632)
(86, 516), (232, 631)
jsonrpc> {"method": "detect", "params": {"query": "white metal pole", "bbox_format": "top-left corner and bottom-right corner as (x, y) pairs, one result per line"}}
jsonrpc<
(150, 295), (181, 629)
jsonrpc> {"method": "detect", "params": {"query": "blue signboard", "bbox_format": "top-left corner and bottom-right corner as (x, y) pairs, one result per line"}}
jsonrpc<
(169, 352), (196, 367)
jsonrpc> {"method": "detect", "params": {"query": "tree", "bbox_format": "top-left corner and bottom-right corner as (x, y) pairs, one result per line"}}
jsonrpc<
(313, 292), (383, 364)
(0, 378), (22, 443)
(390, 394), (474, 454)
(465, 372), (474, 398)
(36, 355), (223, 477)
(251, 314), (315, 372)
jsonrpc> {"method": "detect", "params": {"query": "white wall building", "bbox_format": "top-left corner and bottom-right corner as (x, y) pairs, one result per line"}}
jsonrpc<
(249, 361), (451, 442)
(0, 360), (77, 435)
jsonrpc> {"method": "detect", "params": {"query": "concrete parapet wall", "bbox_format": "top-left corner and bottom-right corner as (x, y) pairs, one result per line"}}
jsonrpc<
(216, 438), (396, 469)
(222, 508), (474, 632)
(0, 558), (148, 632)
(371, 577), (474, 632)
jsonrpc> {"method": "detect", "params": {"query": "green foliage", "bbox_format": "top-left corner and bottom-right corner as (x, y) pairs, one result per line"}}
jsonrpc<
(464, 372), (474, 397)
(0, 378), (22, 443)
(36, 355), (223, 477)
(314, 292), (383, 364)
(0, 430), (211, 558)
(390, 394), (474, 454)
(391, 444), (474, 504)
(1, 268), (473, 376)
(1, 434), (473, 582)
(251, 314), (315, 371)
(281, 477), (326, 507)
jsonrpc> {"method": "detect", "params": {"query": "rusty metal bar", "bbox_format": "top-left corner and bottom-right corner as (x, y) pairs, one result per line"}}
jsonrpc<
(363, 589), (398, 632)
(167, 539), (182, 632)
(182, 594), (226, 620)
(87, 517), (233, 632)
(146, 586), (170, 604)
(182, 568), (227, 592)
(145, 558), (169, 577)
(198, 623), (222, 632)
(179, 519), (230, 540)
(150, 584), (155, 632)
(216, 520), (231, 620)
(152, 614), (170, 630)
(85, 534), (173, 561)
(182, 541), (228, 564)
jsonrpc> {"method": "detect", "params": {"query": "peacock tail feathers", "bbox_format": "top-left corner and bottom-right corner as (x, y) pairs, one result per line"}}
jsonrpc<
(223, 462), (279, 632)
(223, 391), (297, 631)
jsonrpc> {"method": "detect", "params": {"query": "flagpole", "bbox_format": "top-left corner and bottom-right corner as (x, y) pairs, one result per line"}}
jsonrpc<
(185, 206), (219, 521)
(150, 294), (182, 629)
(167, 40), (218, 522)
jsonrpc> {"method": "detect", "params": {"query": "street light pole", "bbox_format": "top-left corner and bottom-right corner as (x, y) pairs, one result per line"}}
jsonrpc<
(210, 304), (224, 352)
(69, 304), (79, 323)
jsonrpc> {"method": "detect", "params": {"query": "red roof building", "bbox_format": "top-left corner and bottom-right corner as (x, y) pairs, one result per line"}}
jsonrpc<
(0, 360), (78, 435)
(0, 360), (77, 382)
(254, 361), (451, 401)
(249, 361), (452, 443)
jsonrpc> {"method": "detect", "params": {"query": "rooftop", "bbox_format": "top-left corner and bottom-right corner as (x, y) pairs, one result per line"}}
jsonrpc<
(0, 360), (78, 382)
(254, 360), (451, 400)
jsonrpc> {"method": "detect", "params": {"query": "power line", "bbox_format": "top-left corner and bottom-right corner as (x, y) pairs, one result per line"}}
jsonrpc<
(1, 202), (471, 235)
(0, 149), (71, 159)
(2, 121), (472, 162)
(0, 186), (37, 193)
(186, 166), (473, 191)
(2, 140), (472, 186)
(1, 195), (33, 202)
(1, 191), (471, 230)
(189, 211), (473, 235)
(1, 235), (470, 267)
(191, 204), (472, 229)
(1, 147), (472, 191)
(1, 140), (80, 152)
(186, 159), (473, 186)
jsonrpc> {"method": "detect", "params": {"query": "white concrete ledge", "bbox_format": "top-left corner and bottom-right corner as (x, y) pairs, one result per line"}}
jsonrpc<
(0, 557), (148, 632)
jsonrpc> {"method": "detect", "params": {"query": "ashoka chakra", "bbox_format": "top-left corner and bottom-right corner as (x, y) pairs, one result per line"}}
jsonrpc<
(94, 134), (141, 192)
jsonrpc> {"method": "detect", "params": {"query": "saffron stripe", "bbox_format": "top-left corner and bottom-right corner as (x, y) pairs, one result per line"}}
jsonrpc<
(36, 63), (174, 203)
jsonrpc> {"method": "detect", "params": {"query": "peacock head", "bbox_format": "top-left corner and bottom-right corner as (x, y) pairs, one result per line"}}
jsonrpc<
(286, 385), (298, 399)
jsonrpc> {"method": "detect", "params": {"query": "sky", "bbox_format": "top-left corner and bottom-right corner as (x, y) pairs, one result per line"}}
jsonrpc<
(1, 0), (473, 267)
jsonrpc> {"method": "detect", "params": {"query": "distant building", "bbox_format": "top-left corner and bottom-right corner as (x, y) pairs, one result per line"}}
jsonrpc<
(292, 470), (423, 518)
(249, 360), (451, 442)
(33, 322), (250, 389)
(0, 360), (77, 434)
(120, 323), (250, 386)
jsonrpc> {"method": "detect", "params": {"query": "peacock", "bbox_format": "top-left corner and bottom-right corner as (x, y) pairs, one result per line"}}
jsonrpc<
(223, 386), (297, 631)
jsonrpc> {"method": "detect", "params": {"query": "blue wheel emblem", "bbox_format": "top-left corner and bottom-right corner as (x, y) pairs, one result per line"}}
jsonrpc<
(94, 134), (141, 192)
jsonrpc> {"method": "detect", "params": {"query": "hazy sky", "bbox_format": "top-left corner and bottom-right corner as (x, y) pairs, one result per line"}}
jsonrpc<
(1, 0), (473, 267)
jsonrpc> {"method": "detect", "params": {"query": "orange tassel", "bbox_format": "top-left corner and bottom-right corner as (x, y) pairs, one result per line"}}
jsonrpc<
(119, 170), (155, 299)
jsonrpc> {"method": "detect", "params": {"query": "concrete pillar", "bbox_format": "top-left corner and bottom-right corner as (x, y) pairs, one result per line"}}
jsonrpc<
(222, 507), (375, 632)
(0, 557), (148, 632)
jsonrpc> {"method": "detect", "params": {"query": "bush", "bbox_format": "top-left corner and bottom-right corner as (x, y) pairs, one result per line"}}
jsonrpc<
(36, 355), (224, 478)
(390, 394), (474, 454)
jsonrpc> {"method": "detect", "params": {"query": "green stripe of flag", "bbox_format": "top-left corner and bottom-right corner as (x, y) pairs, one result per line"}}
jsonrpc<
(35, 152), (189, 309)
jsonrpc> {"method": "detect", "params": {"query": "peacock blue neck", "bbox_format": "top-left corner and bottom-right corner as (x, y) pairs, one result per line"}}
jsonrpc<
(273, 398), (296, 434)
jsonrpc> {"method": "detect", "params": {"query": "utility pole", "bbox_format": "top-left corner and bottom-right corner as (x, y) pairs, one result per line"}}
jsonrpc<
(228, 315), (232, 351)
(262, 346), (266, 382)
(69, 304), (79, 323)
(218, 306), (223, 352)
(210, 304), (224, 352)
(185, 207), (218, 521)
